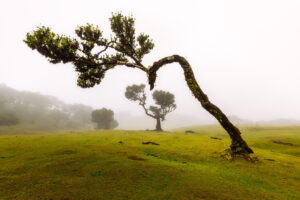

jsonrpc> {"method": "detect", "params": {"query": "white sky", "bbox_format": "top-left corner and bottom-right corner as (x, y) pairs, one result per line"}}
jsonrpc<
(0, 0), (300, 122)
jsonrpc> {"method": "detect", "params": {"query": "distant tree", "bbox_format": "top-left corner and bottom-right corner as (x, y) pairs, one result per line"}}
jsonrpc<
(0, 113), (19, 126)
(67, 104), (93, 125)
(24, 13), (253, 156)
(125, 84), (176, 131)
(0, 84), (93, 130)
(91, 108), (118, 129)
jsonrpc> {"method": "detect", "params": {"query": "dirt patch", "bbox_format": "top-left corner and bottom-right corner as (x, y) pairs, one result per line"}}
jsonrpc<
(142, 141), (159, 145)
(210, 136), (222, 140)
(264, 159), (275, 162)
(128, 156), (147, 161)
(273, 141), (294, 146)
(51, 150), (77, 155)
(185, 130), (195, 133)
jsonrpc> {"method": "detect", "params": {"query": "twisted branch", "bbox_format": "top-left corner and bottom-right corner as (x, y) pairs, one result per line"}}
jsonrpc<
(148, 55), (253, 154)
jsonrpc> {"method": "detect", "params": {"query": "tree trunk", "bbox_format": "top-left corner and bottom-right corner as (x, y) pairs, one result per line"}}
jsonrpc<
(155, 117), (163, 131)
(149, 55), (253, 155)
(103, 122), (110, 130)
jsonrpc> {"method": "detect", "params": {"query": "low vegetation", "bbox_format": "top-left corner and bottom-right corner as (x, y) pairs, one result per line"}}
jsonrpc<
(0, 126), (299, 200)
(0, 84), (93, 131)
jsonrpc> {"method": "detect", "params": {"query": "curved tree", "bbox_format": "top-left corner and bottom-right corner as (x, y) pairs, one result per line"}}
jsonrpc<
(24, 13), (253, 156)
(125, 84), (176, 131)
(91, 108), (118, 129)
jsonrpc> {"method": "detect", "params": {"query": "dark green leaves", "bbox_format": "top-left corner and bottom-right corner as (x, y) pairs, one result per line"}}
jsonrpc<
(110, 13), (136, 55)
(149, 106), (161, 115)
(91, 108), (118, 129)
(24, 13), (155, 89)
(24, 26), (79, 64)
(75, 24), (107, 56)
(136, 33), (154, 60)
(75, 24), (104, 44)
(152, 90), (175, 109)
(110, 13), (154, 61)
(125, 84), (146, 101)
(102, 53), (128, 64)
(76, 67), (104, 88)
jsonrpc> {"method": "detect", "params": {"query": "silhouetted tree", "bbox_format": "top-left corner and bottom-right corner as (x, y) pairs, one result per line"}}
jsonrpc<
(125, 84), (175, 131)
(91, 108), (118, 129)
(24, 13), (253, 156)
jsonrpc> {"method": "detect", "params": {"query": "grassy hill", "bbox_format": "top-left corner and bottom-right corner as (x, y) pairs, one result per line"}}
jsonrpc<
(0, 126), (299, 200)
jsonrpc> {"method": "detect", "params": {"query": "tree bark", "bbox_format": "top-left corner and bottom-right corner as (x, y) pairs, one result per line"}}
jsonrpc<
(148, 55), (253, 154)
(155, 117), (163, 131)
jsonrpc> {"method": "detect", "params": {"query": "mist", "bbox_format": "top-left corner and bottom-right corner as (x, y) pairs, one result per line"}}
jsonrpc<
(1, 0), (300, 130)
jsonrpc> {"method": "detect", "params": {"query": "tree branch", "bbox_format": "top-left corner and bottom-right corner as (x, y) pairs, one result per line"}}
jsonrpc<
(139, 101), (155, 118)
(110, 43), (144, 67)
(116, 61), (148, 72)
(93, 40), (116, 59)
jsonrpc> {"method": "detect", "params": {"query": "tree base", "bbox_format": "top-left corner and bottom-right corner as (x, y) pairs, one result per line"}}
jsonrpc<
(230, 139), (254, 154)
(221, 148), (259, 162)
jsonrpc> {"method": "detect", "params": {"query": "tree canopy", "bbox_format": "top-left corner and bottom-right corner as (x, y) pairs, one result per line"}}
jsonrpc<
(24, 13), (153, 88)
(91, 108), (118, 130)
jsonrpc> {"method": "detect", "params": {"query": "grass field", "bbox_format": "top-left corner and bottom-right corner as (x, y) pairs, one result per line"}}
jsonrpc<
(0, 125), (299, 200)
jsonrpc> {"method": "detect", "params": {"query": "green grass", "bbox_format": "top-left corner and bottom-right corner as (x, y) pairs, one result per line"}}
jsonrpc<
(0, 126), (299, 200)
(0, 123), (70, 135)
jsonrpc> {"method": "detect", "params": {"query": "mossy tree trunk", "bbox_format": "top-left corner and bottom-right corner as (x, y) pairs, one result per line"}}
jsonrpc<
(149, 55), (253, 155)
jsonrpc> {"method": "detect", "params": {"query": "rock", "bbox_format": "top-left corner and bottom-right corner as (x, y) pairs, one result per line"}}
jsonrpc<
(142, 141), (159, 145)
(273, 141), (294, 146)
(185, 130), (195, 133)
(210, 136), (222, 140)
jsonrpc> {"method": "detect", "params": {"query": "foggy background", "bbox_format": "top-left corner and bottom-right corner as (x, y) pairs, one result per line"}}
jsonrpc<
(1, 0), (300, 129)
